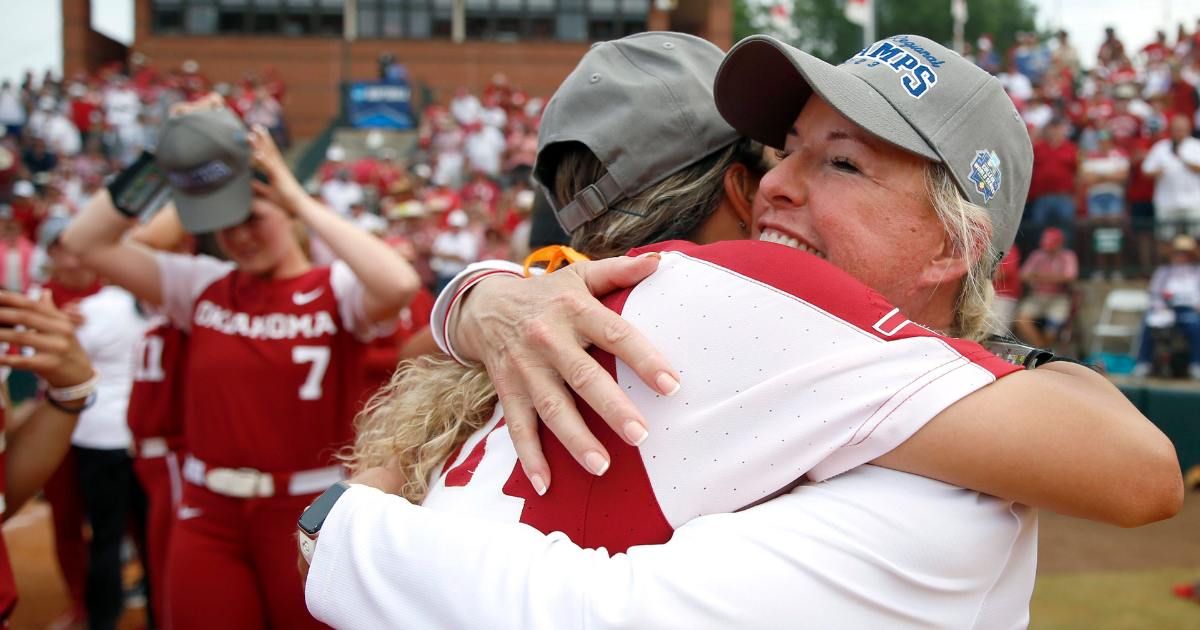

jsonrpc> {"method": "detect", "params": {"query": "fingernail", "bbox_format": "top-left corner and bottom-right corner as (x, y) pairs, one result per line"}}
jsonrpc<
(656, 372), (681, 397)
(639, 252), (662, 260)
(530, 474), (547, 496)
(584, 451), (610, 476)
(623, 421), (648, 446)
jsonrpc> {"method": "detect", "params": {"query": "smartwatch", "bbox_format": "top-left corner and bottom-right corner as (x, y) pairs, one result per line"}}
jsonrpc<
(982, 336), (1054, 369)
(297, 481), (352, 564)
(106, 151), (172, 219)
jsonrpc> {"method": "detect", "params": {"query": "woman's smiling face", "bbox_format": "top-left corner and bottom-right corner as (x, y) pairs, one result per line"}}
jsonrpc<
(751, 96), (951, 310)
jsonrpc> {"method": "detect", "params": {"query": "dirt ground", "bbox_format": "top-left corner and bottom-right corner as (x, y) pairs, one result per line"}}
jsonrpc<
(4, 492), (1200, 628)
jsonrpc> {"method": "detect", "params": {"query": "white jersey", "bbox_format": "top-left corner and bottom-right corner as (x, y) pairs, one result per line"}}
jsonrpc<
(307, 240), (1036, 629)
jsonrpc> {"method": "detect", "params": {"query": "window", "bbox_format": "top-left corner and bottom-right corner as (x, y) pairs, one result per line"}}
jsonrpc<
(151, 0), (647, 41)
(150, 0), (347, 36)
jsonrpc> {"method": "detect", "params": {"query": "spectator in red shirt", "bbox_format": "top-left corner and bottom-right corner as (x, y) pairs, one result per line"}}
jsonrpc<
(1098, 27), (1125, 68)
(1143, 31), (1171, 63)
(461, 171), (502, 219)
(1027, 118), (1079, 246)
(1105, 87), (1142, 152)
(1168, 65), (1199, 123)
(1015, 227), (1079, 348)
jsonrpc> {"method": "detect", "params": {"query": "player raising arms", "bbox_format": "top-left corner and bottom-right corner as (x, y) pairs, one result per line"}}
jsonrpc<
(62, 96), (420, 629)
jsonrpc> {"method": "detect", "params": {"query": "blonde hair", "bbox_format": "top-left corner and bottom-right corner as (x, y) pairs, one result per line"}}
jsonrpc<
(346, 149), (996, 500)
(924, 161), (997, 342)
(345, 140), (766, 501)
(557, 138), (770, 258)
(346, 355), (494, 502)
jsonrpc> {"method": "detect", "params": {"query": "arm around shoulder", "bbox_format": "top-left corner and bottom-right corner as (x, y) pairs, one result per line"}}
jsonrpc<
(874, 361), (1183, 528)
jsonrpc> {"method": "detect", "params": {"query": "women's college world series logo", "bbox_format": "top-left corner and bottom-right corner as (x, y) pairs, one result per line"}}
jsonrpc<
(968, 150), (1001, 203)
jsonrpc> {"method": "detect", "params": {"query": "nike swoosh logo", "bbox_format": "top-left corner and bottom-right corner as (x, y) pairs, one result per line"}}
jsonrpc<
(293, 287), (325, 305)
(178, 506), (203, 520)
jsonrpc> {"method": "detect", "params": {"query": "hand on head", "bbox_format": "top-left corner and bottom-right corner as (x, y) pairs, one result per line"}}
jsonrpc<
(248, 124), (308, 215)
(167, 91), (227, 118)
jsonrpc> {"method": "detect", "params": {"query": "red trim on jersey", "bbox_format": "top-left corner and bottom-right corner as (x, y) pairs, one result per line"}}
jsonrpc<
(501, 288), (674, 554)
(444, 419), (507, 487)
(846, 355), (966, 446)
(627, 240), (1020, 380)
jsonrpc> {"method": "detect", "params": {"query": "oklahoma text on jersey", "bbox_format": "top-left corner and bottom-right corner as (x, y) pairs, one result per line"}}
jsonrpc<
(193, 300), (339, 340)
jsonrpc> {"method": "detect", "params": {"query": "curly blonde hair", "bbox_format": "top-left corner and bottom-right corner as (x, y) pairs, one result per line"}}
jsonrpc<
(346, 355), (493, 503)
(345, 140), (765, 501)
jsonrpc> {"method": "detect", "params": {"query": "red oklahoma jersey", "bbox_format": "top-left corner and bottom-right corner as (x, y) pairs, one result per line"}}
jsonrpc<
(156, 254), (377, 472)
(127, 320), (187, 445)
(421, 240), (1020, 554)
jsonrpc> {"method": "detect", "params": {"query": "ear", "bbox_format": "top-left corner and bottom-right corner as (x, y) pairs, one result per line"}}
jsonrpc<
(722, 163), (757, 229)
(915, 232), (973, 290)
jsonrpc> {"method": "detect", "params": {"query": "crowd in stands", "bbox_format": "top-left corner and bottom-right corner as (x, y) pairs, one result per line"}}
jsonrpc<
(0, 56), (288, 296)
(962, 24), (1200, 376)
(314, 72), (541, 296)
(973, 23), (1200, 282)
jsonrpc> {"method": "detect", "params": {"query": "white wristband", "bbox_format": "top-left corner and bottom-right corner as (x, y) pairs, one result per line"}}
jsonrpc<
(47, 369), (100, 402)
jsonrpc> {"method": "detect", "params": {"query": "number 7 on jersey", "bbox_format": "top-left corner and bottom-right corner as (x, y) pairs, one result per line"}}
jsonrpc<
(292, 346), (331, 401)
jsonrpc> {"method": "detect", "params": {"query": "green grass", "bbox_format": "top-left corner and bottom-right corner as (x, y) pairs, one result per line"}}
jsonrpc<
(1030, 568), (1200, 630)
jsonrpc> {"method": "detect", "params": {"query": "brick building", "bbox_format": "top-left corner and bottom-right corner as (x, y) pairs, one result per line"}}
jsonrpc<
(62, 0), (733, 138)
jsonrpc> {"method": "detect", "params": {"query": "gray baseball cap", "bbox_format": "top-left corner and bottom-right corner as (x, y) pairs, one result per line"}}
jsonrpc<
(714, 34), (1033, 258)
(535, 32), (741, 234)
(155, 108), (254, 234)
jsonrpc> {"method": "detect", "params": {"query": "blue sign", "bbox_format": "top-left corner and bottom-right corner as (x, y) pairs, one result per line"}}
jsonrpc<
(348, 81), (414, 129)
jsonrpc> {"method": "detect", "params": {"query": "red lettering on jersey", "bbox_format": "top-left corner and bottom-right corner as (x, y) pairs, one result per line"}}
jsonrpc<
(501, 289), (674, 554)
(444, 419), (507, 487)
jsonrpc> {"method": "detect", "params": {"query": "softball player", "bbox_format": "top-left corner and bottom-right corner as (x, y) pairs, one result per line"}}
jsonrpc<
(61, 102), (420, 629)
(126, 319), (186, 628)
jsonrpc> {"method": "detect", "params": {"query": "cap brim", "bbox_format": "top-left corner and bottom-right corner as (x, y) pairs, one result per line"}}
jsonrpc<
(714, 36), (937, 161)
(171, 168), (253, 234)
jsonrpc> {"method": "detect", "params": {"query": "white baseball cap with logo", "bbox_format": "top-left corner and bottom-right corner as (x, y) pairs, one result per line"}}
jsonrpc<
(714, 34), (1033, 260)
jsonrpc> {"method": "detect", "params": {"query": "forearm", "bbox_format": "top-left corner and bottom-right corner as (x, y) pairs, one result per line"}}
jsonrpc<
(873, 362), (1182, 527)
(308, 473), (1023, 630)
(62, 188), (135, 256)
(294, 196), (420, 319)
(60, 188), (163, 304)
(5, 399), (83, 518)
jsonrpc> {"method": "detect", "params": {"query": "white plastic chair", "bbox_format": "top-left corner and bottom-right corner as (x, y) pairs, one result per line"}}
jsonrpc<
(1090, 289), (1152, 356)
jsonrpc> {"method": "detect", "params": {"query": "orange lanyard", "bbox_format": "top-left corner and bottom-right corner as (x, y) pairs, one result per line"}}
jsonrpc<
(522, 245), (591, 277)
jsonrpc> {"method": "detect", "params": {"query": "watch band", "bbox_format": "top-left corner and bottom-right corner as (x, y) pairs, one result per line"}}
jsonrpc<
(299, 531), (318, 564)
